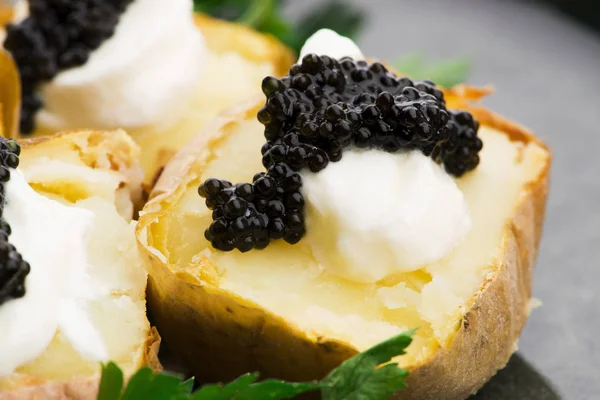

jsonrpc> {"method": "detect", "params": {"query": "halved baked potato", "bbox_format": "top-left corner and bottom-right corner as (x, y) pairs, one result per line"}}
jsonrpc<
(136, 78), (550, 399)
(0, 130), (160, 400)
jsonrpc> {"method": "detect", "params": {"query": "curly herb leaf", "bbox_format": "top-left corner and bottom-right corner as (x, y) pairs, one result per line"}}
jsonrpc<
(120, 367), (193, 400)
(320, 330), (414, 400)
(192, 373), (321, 400)
(97, 362), (124, 400)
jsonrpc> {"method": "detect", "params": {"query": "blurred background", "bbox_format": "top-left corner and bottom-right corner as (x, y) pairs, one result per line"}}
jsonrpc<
(196, 0), (600, 399)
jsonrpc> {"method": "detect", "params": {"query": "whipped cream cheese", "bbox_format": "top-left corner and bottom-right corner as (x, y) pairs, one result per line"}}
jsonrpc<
(297, 30), (472, 283)
(36, 0), (206, 131)
(0, 169), (107, 376)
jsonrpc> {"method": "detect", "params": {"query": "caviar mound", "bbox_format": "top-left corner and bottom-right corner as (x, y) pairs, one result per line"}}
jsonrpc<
(198, 55), (483, 252)
(0, 138), (30, 306)
(4, 0), (134, 134)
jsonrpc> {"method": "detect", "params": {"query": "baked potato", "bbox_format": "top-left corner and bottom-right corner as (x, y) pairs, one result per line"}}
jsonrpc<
(0, 129), (160, 400)
(135, 73), (551, 400)
(1, 1), (294, 185)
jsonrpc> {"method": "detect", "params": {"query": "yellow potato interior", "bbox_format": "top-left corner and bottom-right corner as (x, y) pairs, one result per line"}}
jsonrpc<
(155, 117), (546, 366)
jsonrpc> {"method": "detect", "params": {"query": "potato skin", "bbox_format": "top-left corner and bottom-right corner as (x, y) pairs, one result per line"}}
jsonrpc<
(137, 86), (551, 399)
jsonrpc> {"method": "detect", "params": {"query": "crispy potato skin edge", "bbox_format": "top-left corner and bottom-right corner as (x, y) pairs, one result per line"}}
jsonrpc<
(0, 130), (161, 400)
(137, 85), (551, 399)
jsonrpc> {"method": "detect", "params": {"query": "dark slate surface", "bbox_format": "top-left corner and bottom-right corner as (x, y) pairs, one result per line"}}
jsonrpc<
(285, 1), (598, 398)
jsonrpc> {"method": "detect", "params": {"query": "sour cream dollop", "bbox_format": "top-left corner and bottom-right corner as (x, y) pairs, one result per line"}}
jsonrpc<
(302, 150), (471, 283)
(0, 169), (107, 376)
(298, 30), (471, 283)
(36, 0), (206, 131)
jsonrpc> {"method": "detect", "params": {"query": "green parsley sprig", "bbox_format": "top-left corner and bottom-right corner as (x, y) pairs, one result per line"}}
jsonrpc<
(96, 330), (414, 400)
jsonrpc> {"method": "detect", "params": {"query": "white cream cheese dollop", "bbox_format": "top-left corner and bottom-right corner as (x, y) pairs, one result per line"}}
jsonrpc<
(36, 0), (206, 131)
(297, 30), (472, 283)
(0, 169), (107, 376)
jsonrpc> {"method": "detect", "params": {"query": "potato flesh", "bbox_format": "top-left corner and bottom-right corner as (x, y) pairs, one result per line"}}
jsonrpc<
(1, 162), (148, 385)
(160, 117), (545, 366)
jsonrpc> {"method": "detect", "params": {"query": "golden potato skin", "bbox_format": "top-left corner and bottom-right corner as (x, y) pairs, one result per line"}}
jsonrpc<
(137, 87), (551, 399)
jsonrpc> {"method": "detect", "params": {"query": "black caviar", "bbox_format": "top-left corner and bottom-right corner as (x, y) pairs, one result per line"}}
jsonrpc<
(0, 138), (30, 306)
(199, 54), (483, 252)
(4, 0), (135, 134)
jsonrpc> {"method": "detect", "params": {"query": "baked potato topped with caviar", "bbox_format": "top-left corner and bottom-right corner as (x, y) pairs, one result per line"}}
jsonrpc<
(1, 0), (294, 185)
(136, 48), (551, 400)
(0, 128), (159, 400)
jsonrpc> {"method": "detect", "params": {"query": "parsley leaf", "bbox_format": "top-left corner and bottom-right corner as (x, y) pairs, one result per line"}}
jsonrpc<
(193, 373), (321, 400)
(320, 330), (415, 400)
(98, 364), (193, 400)
(97, 362), (124, 400)
(191, 373), (259, 399)
(120, 367), (193, 400)
(394, 54), (472, 87)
